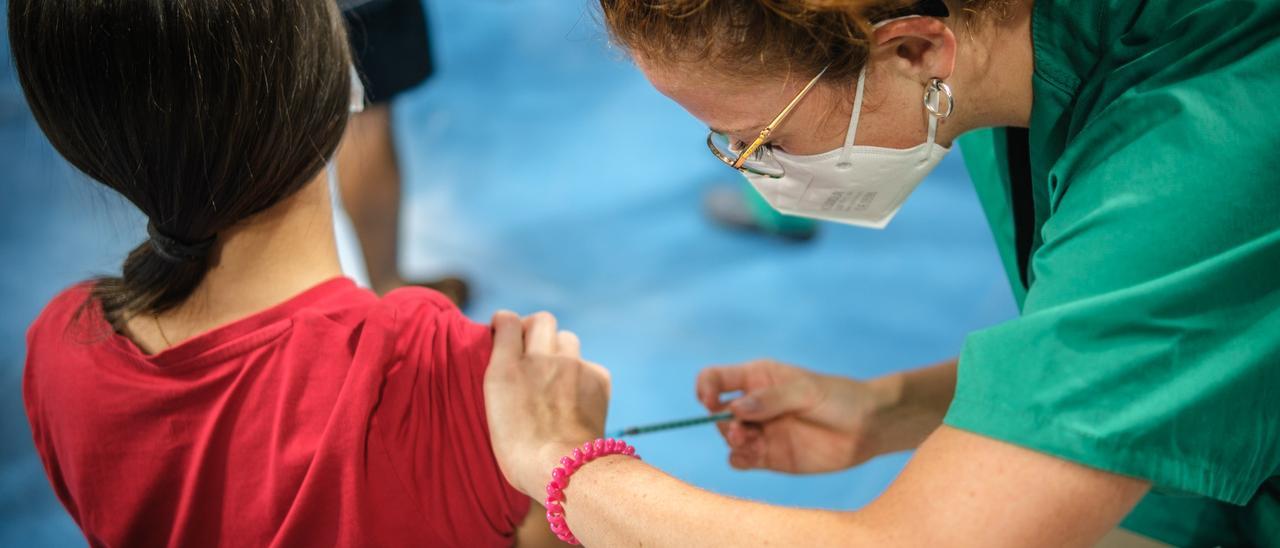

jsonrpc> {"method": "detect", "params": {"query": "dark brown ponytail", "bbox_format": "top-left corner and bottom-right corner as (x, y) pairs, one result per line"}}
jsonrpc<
(9, 0), (353, 327)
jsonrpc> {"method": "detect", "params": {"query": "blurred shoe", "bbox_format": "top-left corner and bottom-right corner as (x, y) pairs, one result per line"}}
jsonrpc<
(410, 276), (471, 310)
(703, 184), (819, 242)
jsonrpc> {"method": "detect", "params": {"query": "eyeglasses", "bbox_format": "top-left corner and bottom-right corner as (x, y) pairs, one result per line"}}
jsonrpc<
(706, 65), (830, 178)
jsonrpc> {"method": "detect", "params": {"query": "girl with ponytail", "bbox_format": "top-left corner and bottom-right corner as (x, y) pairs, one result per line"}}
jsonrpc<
(14, 1), (563, 545)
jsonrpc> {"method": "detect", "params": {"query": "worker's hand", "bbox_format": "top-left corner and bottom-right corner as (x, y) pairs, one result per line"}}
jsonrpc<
(696, 360), (915, 473)
(484, 311), (611, 497)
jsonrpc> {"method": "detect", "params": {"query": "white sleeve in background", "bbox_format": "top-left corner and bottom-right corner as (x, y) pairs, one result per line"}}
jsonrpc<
(328, 162), (372, 289)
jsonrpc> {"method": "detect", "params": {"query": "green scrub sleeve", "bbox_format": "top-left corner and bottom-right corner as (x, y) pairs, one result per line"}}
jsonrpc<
(944, 59), (1280, 505)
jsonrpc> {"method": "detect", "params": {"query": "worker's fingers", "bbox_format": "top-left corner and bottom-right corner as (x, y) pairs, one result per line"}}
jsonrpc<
(520, 313), (539, 331)
(725, 421), (762, 448)
(726, 422), (747, 447)
(729, 442), (763, 470)
(489, 311), (524, 366)
(715, 419), (731, 442)
(724, 421), (766, 471)
(729, 379), (818, 422)
(556, 330), (581, 359)
(584, 361), (612, 400)
(715, 408), (766, 470)
(523, 312), (558, 355)
(695, 365), (750, 411)
(740, 425), (763, 449)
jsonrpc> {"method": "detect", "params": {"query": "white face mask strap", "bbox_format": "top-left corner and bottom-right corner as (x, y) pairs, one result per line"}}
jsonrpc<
(922, 111), (942, 161)
(836, 15), (931, 165)
(927, 110), (939, 146)
(837, 65), (868, 165)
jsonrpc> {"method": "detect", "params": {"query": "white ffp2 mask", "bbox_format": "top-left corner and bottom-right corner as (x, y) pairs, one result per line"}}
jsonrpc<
(743, 66), (951, 229)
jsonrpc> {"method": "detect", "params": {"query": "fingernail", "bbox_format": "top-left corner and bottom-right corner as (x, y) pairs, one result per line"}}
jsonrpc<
(733, 396), (760, 414)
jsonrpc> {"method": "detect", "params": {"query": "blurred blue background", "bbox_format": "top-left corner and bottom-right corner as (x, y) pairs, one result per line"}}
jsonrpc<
(0, 0), (1016, 544)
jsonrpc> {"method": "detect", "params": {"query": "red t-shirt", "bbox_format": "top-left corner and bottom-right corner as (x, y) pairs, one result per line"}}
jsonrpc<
(23, 278), (529, 547)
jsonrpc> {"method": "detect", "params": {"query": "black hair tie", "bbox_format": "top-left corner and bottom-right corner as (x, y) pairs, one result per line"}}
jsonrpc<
(146, 222), (216, 264)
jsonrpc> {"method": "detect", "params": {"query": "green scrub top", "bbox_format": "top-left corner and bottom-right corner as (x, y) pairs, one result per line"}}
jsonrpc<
(944, 1), (1280, 545)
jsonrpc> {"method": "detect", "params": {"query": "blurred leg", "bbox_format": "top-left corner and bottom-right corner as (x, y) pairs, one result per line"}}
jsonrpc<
(336, 103), (469, 305)
(337, 103), (403, 295)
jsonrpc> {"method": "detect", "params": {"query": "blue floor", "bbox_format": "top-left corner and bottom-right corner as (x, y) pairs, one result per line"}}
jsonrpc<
(0, 1), (1016, 544)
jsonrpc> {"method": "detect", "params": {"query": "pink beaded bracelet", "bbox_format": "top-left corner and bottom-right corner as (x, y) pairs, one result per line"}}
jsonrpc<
(544, 438), (640, 545)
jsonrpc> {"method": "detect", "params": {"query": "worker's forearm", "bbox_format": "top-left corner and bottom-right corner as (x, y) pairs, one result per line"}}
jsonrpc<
(516, 500), (571, 547)
(532, 359), (958, 545)
(546, 424), (1148, 547)
(562, 456), (871, 547)
(866, 358), (957, 454)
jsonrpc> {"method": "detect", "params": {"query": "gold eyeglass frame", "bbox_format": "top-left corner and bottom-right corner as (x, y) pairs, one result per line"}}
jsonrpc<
(706, 65), (831, 177)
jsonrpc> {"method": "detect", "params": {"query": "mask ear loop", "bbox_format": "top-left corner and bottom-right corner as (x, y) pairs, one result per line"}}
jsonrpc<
(837, 13), (926, 168)
(840, 15), (952, 166)
(835, 65), (868, 169)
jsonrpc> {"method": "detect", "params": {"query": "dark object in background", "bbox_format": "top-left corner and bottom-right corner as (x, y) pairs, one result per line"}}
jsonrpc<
(342, 0), (434, 104)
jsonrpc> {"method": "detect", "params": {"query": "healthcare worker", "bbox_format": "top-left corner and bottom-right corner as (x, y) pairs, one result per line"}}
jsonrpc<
(481, 0), (1280, 546)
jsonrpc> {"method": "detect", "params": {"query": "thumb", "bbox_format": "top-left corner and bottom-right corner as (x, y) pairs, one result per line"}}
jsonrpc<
(489, 310), (524, 367)
(729, 380), (817, 422)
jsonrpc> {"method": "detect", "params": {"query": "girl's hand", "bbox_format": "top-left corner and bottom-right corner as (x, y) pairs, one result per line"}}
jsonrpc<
(484, 311), (612, 497)
(697, 359), (942, 473)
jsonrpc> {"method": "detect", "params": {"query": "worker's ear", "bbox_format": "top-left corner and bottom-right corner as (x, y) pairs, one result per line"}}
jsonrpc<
(869, 17), (957, 84)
